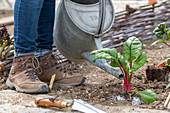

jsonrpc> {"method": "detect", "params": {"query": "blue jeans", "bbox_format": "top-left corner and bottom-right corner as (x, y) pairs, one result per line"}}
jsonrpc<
(14, 0), (56, 57)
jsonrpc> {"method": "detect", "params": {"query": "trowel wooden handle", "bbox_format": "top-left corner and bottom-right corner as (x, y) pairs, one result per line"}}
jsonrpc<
(35, 97), (69, 109)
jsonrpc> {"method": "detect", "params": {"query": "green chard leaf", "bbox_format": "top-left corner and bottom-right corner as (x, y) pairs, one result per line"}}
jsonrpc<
(167, 58), (170, 64)
(93, 52), (112, 62)
(130, 89), (138, 97)
(91, 48), (118, 63)
(130, 52), (147, 72)
(167, 28), (170, 40)
(118, 53), (128, 67)
(90, 48), (109, 55)
(110, 53), (127, 68)
(91, 48), (118, 59)
(137, 90), (157, 103)
(147, 58), (154, 63)
(165, 64), (170, 66)
(123, 37), (142, 63)
(153, 23), (166, 39)
(151, 39), (167, 46)
(159, 23), (166, 33)
(110, 61), (119, 67)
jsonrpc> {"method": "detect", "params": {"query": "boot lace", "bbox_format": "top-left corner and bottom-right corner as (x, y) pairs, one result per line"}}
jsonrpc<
(42, 52), (79, 76)
(47, 53), (73, 75)
(22, 56), (42, 81)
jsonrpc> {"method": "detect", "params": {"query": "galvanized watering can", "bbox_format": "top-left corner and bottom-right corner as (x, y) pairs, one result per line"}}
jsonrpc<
(54, 0), (124, 80)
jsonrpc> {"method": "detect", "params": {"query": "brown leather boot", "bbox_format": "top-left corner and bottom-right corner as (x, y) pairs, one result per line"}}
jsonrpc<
(6, 54), (49, 93)
(37, 52), (85, 86)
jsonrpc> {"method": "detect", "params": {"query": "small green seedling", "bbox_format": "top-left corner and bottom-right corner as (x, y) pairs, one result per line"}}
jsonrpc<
(152, 23), (170, 89)
(152, 23), (170, 67)
(152, 22), (170, 47)
(90, 37), (157, 103)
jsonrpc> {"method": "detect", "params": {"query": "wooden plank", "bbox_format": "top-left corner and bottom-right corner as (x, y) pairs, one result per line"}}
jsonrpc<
(0, 16), (14, 25)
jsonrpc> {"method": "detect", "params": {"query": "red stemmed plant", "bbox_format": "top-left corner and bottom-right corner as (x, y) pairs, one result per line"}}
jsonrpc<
(90, 37), (157, 103)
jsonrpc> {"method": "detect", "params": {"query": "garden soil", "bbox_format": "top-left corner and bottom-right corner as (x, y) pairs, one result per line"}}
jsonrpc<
(0, 13), (170, 112)
(0, 25), (169, 113)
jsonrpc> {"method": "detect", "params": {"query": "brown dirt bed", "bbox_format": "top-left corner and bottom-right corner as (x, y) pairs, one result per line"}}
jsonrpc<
(0, 13), (170, 112)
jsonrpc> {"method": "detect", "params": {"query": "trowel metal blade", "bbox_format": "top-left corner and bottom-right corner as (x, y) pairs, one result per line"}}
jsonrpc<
(71, 99), (106, 113)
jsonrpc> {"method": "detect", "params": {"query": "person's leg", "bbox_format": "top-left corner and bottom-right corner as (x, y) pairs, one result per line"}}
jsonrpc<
(36, 0), (85, 86)
(36, 0), (56, 55)
(14, 0), (44, 57)
(37, 51), (86, 86)
(6, 0), (49, 94)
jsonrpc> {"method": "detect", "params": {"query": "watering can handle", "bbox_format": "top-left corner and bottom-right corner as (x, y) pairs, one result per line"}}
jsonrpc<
(81, 0), (124, 80)
(95, 0), (106, 37)
(94, 0), (106, 49)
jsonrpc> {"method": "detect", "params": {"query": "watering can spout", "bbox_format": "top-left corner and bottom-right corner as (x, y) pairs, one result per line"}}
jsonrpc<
(87, 38), (124, 80)
(81, 52), (124, 80)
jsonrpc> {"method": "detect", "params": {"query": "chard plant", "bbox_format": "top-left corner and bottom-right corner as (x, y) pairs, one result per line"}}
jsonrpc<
(152, 22), (170, 89)
(152, 22), (170, 47)
(90, 37), (157, 103)
(152, 22), (170, 67)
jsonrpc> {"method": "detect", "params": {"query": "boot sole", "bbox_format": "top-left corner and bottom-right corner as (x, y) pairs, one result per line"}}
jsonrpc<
(6, 79), (49, 94)
(51, 77), (86, 87)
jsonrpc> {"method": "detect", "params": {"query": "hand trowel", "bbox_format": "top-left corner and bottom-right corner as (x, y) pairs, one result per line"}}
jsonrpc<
(35, 97), (106, 113)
